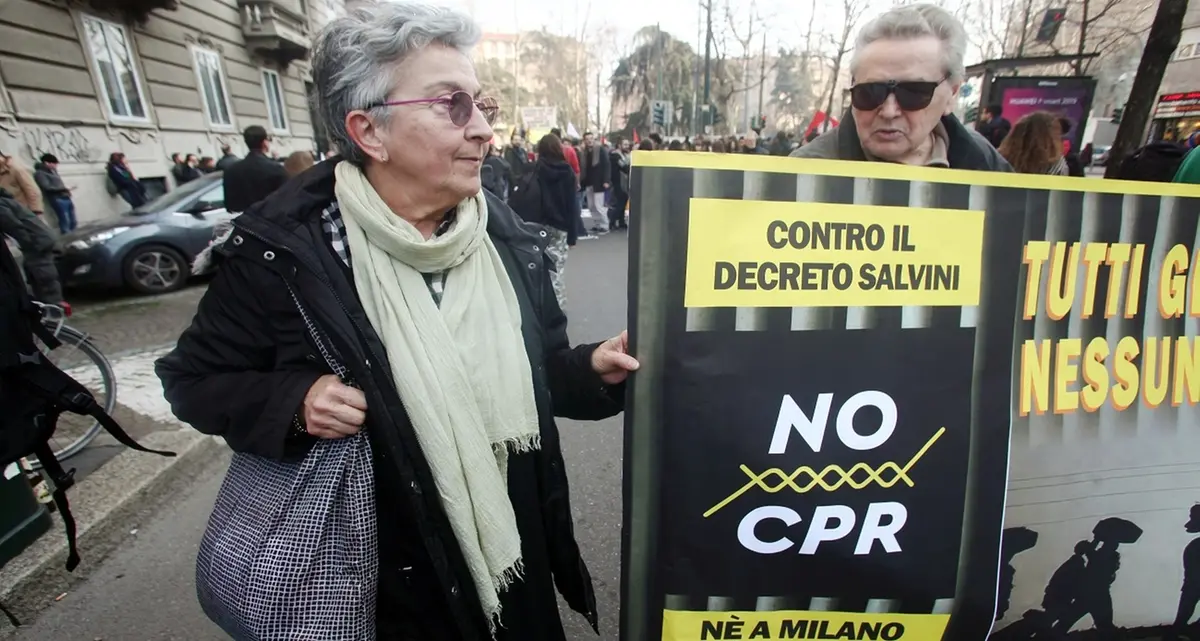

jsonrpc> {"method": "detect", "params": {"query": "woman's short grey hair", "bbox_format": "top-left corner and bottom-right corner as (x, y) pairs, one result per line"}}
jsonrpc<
(310, 1), (482, 165)
(849, 4), (968, 83)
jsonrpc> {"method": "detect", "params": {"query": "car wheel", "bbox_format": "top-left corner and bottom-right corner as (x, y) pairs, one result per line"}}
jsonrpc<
(124, 244), (188, 295)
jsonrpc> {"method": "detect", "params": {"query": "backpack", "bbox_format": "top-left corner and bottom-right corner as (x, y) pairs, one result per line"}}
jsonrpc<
(509, 166), (547, 225)
(1115, 141), (1188, 183)
(0, 239), (174, 579)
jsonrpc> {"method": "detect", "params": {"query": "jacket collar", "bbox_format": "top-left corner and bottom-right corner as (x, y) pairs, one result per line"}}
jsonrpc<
(835, 110), (991, 169)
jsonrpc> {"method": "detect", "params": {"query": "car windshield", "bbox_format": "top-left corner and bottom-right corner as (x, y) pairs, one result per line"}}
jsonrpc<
(129, 175), (221, 216)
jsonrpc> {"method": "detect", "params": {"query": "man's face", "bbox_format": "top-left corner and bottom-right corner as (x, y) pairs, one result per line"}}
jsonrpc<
(851, 36), (959, 164)
(584, 134), (594, 147)
(621, 140), (631, 152)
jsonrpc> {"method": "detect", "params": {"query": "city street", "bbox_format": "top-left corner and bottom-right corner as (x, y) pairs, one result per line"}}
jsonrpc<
(12, 231), (632, 641)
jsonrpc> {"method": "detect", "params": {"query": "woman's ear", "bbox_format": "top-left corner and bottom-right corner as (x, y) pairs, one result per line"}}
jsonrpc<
(344, 110), (389, 163)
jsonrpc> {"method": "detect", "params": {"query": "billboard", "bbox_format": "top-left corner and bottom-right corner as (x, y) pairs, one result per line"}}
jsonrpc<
(622, 151), (1200, 640)
(989, 76), (1097, 152)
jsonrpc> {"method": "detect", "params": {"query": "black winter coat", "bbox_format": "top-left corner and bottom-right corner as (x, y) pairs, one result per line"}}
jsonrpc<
(155, 160), (621, 640)
(222, 150), (287, 213)
(536, 159), (579, 244)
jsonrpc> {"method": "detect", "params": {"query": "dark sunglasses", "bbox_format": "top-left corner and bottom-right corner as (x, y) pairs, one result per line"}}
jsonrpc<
(849, 76), (948, 111)
(372, 91), (499, 127)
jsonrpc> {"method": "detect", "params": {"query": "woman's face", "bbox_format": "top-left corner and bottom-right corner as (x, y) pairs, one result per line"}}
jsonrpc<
(375, 45), (492, 203)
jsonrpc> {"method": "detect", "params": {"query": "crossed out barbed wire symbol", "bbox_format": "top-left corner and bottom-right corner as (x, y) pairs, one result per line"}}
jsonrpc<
(703, 427), (947, 518)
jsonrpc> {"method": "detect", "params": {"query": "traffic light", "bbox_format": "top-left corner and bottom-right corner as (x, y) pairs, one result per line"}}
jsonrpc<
(711, 105), (723, 126)
(652, 101), (667, 128)
(751, 114), (766, 132)
(1036, 8), (1066, 43)
(1112, 104), (1124, 124)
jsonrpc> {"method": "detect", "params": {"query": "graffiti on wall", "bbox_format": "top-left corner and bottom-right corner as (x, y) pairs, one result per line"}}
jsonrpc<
(23, 126), (97, 163)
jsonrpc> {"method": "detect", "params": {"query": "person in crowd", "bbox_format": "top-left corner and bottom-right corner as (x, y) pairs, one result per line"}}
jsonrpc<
(215, 143), (240, 171)
(199, 156), (217, 173)
(155, 3), (638, 640)
(170, 152), (186, 184)
(769, 132), (793, 156)
(481, 142), (512, 200)
(530, 134), (579, 306)
(1056, 117), (1085, 177)
(0, 153), (44, 218)
(33, 154), (75, 233)
(997, 111), (1070, 175)
(1080, 142), (1095, 169)
(283, 150), (316, 177)
(1115, 139), (1188, 183)
(1174, 136), (1200, 184)
(578, 131), (611, 234)
(791, 4), (1010, 171)
(106, 152), (146, 208)
(666, 139), (684, 151)
(185, 154), (204, 181)
(0, 187), (62, 305)
(607, 138), (631, 231)
(977, 104), (1011, 149)
(550, 127), (581, 177)
(740, 132), (767, 154)
(223, 125), (288, 213)
(504, 134), (533, 181)
(649, 133), (664, 149)
(710, 139), (728, 153)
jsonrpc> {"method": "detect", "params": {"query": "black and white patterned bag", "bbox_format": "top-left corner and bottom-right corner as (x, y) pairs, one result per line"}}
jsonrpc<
(195, 287), (378, 640)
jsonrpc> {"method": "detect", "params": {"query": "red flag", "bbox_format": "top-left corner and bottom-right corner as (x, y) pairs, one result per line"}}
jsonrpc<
(633, 129), (641, 144)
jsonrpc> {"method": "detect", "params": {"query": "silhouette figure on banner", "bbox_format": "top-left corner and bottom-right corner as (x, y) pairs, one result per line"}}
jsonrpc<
(997, 527), (1040, 621)
(1169, 505), (1200, 640)
(991, 517), (1142, 640)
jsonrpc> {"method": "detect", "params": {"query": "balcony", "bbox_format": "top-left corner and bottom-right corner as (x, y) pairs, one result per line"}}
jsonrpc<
(76, 0), (179, 22)
(239, 0), (311, 66)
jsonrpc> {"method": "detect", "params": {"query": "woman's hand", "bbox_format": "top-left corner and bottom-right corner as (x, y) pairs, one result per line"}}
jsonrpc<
(591, 330), (640, 385)
(302, 374), (367, 438)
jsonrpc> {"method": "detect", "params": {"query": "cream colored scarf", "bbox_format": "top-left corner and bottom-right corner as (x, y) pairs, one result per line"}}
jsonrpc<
(333, 161), (540, 626)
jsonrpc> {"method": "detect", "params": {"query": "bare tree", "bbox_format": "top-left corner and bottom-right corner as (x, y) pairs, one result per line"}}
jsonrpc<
(820, 0), (872, 122)
(1104, 0), (1187, 177)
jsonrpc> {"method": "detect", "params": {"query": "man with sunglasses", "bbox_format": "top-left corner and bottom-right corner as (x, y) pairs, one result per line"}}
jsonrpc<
(791, 4), (1010, 172)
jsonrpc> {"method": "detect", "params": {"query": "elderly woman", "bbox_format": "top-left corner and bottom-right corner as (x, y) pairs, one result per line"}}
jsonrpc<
(155, 3), (637, 640)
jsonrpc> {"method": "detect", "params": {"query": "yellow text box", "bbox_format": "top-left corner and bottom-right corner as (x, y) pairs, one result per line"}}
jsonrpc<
(662, 608), (950, 640)
(684, 199), (984, 308)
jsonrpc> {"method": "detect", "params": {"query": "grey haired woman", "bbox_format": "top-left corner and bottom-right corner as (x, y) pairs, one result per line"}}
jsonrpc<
(155, 2), (638, 640)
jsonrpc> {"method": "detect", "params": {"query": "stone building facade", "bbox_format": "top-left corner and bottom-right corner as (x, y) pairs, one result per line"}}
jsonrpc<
(0, 0), (344, 225)
(1149, 0), (1200, 141)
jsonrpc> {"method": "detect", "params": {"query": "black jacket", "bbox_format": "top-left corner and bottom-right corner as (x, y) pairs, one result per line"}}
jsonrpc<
(791, 111), (1013, 172)
(222, 150), (288, 212)
(537, 159), (579, 244)
(0, 188), (60, 303)
(579, 145), (611, 190)
(977, 117), (1011, 149)
(155, 160), (620, 640)
(214, 153), (240, 172)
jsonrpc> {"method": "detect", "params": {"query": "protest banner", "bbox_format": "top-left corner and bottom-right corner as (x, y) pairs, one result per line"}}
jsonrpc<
(621, 151), (1200, 641)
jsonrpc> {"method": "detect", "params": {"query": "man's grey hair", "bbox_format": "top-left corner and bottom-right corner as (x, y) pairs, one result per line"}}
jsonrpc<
(849, 4), (968, 83)
(310, 1), (482, 165)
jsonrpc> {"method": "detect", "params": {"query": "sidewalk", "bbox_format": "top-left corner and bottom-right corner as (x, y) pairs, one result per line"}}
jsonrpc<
(0, 344), (228, 636)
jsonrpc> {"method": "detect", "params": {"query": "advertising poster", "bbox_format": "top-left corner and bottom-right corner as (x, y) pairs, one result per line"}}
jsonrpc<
(622, 152), (1200, 640)
(989, 77), (1096, 152)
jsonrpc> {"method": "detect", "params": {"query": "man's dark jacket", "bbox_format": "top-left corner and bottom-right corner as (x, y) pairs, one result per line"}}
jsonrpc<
(222, 150), (287, 212)
(791, 111), (1013, 172)
(155, 160), (620, 640)
(214, 153), (240, 172)
(579, 144), (611, 190)
(977, 116), (1011, 149)
(0, 188), (61, 303)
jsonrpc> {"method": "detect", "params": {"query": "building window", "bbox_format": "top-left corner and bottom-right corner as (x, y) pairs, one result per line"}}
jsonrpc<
(82, 15), (148, 121)
(192, 47), (233, 127)
(261, 69), (288, 132)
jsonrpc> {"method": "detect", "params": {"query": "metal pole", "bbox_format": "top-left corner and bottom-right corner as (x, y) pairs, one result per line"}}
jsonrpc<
(757, 30), (767, 126)
(656, 22), (663, 103)
(702, 0), (712, 121)
(694, 0), (702, 134)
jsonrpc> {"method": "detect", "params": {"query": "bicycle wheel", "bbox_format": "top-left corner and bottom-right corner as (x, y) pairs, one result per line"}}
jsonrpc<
(28, 324), (117, 469)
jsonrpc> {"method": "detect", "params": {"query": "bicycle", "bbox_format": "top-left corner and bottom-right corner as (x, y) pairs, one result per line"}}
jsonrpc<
(26, 302), (117, 469)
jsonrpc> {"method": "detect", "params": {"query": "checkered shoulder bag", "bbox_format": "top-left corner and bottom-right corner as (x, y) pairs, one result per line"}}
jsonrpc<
(195, 285), (378, 640)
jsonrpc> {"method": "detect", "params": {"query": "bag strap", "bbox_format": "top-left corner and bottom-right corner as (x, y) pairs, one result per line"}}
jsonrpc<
(33, 435), (80, 571)
(21, 358), (176, 457)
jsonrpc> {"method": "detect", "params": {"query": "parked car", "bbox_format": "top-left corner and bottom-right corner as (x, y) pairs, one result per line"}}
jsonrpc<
(56, 172), (231, 294)
(1094, 145), (1112, 167)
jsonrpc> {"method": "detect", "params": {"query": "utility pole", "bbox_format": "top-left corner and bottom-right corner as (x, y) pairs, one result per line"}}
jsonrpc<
(757, 30), (767, 128)
(596, 70), (602, 134)
(702, 0), (712, 129)
(657, 23), (665, 103)
(693, 0), (702, 134)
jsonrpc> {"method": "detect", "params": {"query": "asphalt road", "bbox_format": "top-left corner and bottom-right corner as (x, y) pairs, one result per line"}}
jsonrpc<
(15, 230), (632, 641)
